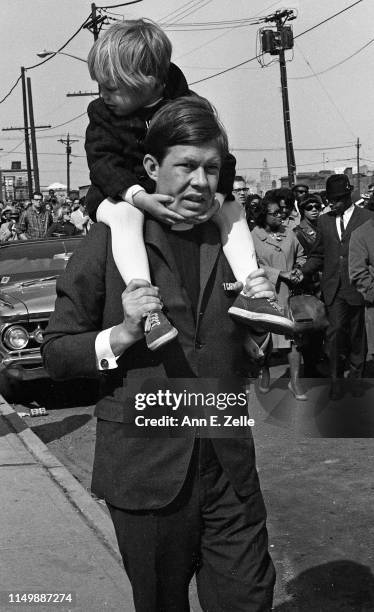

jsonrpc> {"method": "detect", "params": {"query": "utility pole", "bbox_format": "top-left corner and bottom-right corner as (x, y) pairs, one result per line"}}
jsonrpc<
(26, 77), (40, 192)
(3, 69), (51, 198)
(260, 10), (297, 187)
(356, 137), (361, 195)
(58, 134), (78, 195)
(21, 67), (33, 198)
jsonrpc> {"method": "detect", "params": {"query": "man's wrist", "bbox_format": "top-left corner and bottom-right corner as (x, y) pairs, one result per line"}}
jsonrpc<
(110, 323), (141, 355)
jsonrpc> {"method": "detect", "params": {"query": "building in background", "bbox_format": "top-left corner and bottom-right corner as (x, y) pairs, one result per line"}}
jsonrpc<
(258, 158), (273, 195)
(280, 166), (374, 196)
(0, 161), (29, 202)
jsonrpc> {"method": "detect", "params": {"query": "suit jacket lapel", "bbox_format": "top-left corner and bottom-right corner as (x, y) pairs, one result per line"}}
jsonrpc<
(345, 206), (360, 235)
(144, 216), (180, 276)
(197, 222), (221, 314)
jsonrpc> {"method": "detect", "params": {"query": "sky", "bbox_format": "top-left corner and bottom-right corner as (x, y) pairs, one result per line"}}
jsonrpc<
(1, 0), (373, 191)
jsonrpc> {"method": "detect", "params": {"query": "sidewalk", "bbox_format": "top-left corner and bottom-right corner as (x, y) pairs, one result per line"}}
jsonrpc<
(0, 396), (135, 612)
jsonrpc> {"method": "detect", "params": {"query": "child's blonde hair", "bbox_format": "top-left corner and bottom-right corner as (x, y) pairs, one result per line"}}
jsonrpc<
(87, 19), (172, 92)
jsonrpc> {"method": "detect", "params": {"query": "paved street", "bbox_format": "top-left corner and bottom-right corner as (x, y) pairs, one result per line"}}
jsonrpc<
(11, 373), (374, 610)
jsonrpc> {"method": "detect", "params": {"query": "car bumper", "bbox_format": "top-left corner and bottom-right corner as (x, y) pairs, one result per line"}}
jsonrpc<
(0, 349), (47, 381)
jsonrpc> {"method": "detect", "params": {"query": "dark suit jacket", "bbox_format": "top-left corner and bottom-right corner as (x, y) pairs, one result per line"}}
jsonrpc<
(302, 206), (373, 306)
(42, 220), (259, 511)
(349, 218), (374, 302)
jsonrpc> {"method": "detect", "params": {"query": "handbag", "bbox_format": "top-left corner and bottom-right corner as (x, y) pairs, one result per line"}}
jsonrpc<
(287, 293), (329, 334)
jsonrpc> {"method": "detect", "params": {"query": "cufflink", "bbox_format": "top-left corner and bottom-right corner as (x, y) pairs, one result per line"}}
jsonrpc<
(100, 358), (109, 370)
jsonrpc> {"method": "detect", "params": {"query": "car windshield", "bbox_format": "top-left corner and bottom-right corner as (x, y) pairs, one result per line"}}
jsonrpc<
(0, 237), (81, 285)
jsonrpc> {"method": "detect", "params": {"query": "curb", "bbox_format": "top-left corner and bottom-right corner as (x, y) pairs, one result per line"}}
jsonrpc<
(0, 395), (122, 565)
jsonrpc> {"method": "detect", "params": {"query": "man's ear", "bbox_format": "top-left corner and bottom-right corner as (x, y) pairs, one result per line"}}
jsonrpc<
(143, 154), (160, 181)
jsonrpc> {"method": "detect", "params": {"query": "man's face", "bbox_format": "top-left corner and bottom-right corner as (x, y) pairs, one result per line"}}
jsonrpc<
(294, 186), (308, 202)
(328, 193), (351, 216)
(279, 200), (292, 220)
(232, 180), (248, 205)
(32, 195), (43, 210)
(146, 143), (222, 219)
(100, 81), (161, 117)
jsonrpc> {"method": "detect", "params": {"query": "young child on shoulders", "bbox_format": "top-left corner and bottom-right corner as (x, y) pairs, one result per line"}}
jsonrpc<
(85, 19), (293, 351)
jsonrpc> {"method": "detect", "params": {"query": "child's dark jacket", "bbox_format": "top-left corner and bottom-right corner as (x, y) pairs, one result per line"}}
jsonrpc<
(85, 63), (236, 220)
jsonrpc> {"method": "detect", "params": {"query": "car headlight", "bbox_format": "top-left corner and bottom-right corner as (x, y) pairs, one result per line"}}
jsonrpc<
(30, 325), (44, 344)
(3, 326), (29, 350)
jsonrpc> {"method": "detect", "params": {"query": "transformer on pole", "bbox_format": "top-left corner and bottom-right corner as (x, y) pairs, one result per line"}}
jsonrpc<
(260, 10), (297, 187)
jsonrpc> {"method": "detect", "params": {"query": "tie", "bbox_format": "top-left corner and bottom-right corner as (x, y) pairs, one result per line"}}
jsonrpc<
(340, 215), (345, 241)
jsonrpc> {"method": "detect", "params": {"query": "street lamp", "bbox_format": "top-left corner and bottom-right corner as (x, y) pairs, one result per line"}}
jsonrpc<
(37, 50), (87, 63)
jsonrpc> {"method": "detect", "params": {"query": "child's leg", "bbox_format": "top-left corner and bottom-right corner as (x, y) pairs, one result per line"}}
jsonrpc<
(97, 199), (178, 350)
(213, 199), (294, 334)
(212, 199), (257, 285)
(97, 198), (150, 284)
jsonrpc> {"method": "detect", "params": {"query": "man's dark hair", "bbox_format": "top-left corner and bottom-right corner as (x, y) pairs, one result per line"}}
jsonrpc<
(144, 96), (229, 163)
(32, 191), (43, 199)
(292, 183), (309, 194)
(234, 175), (246, 183)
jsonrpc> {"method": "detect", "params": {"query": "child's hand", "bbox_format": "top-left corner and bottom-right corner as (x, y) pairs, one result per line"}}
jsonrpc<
(133, 191), (185, 225)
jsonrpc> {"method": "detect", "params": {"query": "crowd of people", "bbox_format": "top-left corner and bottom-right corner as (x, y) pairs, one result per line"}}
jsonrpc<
(0, 189), (92, 242)
(233, 174), (374, 400)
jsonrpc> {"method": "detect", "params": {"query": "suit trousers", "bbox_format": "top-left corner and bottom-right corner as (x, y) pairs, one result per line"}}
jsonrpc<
(326, 292), (367, 378)
(107, 439), (275, 612)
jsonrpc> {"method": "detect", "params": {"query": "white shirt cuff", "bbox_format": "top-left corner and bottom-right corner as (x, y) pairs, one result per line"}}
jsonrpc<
(95, 327), (119, 370)
(124, 185), (146, 206)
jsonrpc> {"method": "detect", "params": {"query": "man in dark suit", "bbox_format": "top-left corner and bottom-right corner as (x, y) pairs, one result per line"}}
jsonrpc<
(302, 174), (373, 399)
(42, 97), (275, 611)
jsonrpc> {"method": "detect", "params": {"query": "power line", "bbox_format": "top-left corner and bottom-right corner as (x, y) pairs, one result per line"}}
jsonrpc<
(97, 0), (143, 8)
(0, 75), (22, 105)
(232, 144), (355, 152)
(38, 112), (87, 131)
(290, 36), (374, 80)
(174, 0), (281, 63)
(24, 15), (92, 71)
(293, 0), (364, 41)
(295, 42), (356, 139)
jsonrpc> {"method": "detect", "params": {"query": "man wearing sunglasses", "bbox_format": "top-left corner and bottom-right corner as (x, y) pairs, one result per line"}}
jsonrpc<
(301, 174), (373, 399)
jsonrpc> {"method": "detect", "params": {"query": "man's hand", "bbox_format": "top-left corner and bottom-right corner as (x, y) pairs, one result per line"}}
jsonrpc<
(243, 269), (275, 300)
(133, 191), (185, 225)
(118, 279), (163, 344)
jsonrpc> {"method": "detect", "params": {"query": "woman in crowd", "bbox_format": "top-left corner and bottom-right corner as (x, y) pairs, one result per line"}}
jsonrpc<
(293, 194), (325, 377)
(245, 193), (262, 230)
(251, 195), (307, 399)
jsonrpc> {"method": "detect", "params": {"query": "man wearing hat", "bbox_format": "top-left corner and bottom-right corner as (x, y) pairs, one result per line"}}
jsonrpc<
(301, 174), (373, 399)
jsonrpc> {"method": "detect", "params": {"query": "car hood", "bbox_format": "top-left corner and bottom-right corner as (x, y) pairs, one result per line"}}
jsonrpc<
(0, 279), (57, 320)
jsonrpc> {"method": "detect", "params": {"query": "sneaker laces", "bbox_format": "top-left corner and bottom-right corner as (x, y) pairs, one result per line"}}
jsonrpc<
(144, 312), (161, 332)
(267, 297), (284, 314)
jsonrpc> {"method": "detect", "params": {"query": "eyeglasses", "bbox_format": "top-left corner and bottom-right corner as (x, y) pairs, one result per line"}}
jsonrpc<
(267, 210), (282, 217)
(233, 188), (249, 193)
(304, 203), (321, 211)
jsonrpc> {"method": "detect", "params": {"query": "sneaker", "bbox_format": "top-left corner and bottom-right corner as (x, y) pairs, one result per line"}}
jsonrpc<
(144, 310), (178, 351)
(228, 294), (294, 335)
